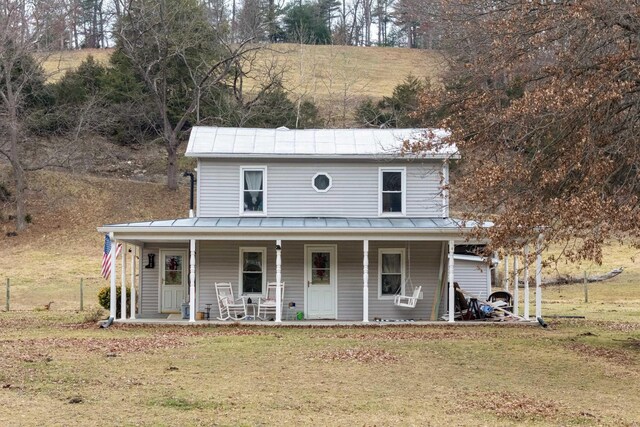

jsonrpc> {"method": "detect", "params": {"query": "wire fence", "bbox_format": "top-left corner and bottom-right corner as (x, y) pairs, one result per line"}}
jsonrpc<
(1, 276), (111, 312)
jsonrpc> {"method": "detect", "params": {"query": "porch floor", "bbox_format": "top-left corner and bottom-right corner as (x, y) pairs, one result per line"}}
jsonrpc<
(115, 318), (536, 326)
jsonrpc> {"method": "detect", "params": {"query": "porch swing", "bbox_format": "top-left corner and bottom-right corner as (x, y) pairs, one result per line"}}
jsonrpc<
(392, 242), (422, 308)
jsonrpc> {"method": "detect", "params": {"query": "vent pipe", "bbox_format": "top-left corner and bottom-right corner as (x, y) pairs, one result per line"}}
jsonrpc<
(183, 171), (195, 218)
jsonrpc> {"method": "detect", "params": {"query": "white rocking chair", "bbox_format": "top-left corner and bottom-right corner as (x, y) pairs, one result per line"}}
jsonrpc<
(393, 286), (422, 308)
(257, 282), (285, 320)
(215, 282), (248, 320)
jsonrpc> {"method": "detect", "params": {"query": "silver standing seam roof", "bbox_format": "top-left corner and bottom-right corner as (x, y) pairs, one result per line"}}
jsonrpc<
(98, 217), (483, 232)
(185, 127), (457, 159)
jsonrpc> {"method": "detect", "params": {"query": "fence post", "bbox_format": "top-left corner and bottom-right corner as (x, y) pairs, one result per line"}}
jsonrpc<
(80, 278), (84, 311)
(5, 278), (9, 312)
(583, 271), (588, 303)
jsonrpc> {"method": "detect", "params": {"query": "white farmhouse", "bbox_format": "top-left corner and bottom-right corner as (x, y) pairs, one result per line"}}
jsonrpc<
(99, 127), (494, 322)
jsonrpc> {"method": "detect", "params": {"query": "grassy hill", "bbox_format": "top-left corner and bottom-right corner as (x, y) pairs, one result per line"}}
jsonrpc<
(43, 44), (444, 121)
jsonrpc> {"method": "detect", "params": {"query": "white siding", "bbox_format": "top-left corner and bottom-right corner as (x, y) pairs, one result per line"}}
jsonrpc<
(194, 240), (442, 321)
(198, 160), (443, 218)
(455, 259), (491, 300)
(140, 243), (188, 316)
(140, 247), (159, 315)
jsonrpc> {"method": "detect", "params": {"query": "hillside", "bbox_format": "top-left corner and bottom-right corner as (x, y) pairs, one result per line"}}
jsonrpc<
(43, 44), (444, 113)
(0, 165), (189, 310)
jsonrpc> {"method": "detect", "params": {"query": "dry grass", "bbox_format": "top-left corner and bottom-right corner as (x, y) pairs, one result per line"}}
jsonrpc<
(0, 167), (188, 311)
(41, 49), (111, 82)
(0, 313), (639, 426)
(41, 44), (442, 123)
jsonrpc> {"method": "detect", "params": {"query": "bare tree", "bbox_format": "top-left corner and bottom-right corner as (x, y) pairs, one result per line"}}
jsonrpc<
(115, 0), (259, 190)
(394, 0), (441, 48)
(414, 0), (640, 262)
(0, 0), (48, 231)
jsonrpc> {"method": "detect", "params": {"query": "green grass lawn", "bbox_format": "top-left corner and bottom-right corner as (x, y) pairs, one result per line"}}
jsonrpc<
(0, 312), (639, 426)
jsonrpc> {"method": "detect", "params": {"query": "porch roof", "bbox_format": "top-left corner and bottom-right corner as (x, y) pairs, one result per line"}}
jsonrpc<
(97, 217), (489, 242)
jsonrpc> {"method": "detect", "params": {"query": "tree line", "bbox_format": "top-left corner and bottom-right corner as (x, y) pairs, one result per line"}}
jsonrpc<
(29, 0), (441, 49)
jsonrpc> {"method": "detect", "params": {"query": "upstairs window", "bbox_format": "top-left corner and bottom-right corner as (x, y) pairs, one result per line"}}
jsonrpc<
(379, 168), (405, 215)
(241, 167), (266, 214)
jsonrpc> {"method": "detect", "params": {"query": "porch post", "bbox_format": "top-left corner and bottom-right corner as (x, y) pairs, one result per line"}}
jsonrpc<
(362, 239), (369, 323)
(504, 254), (510, 292)
(513, 251), (519, 316)
(523, 243), (530, 320)
(120, 243), (127, 320)
(109, 233), (117, 319)
(189, 239), (196, 323)
(535, 234), (543, 319)
(275, 240), (282, 323)
(447, 240), (455, 323)
(130, 246), (136, 320)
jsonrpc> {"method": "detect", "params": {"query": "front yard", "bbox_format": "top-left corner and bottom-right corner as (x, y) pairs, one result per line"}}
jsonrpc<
(0, 312), (638, 426)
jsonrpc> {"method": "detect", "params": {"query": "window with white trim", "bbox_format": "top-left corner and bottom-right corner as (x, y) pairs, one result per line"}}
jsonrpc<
(379, 168), (405, 215)
(239, 248), (267, 294)
(241, 167), (266, 214)
(378, 248), (405, 298)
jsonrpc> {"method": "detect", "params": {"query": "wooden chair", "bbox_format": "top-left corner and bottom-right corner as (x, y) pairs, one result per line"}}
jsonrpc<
(214, 282), (248, 320)
(257, 282), (285, 320)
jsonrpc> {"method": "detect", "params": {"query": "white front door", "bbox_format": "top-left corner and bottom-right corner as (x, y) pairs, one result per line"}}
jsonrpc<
(305, 245), (337, 319)
(160, 250), (187, 313)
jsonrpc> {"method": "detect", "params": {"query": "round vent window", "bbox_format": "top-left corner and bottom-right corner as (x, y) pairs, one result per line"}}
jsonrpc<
(312, 173), (332, 192)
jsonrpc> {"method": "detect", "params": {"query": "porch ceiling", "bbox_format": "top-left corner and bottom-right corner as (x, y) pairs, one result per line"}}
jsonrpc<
(97, 217), (490, 243)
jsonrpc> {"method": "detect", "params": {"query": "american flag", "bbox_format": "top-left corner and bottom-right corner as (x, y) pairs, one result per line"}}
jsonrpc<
(101, 235), (122, 279)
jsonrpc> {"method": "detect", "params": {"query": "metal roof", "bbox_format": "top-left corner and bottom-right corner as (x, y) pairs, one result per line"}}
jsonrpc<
(185, 127), (457, 159)
(99, 217), (484, 231)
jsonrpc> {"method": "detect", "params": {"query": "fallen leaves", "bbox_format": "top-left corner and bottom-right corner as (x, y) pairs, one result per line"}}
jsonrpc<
(566, 342), (634, 365)
(470, 391), (564, 421)
(0, 335), (185, 357)
(312, 348), (399, 364)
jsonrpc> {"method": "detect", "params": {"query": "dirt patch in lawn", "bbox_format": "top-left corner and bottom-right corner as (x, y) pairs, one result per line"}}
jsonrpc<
(566, 342), (635, 365)
(110, 324), (283, 338)
(312, 348), (399, 364)
(0, 335), (185, 358)
(469, 391), (576, 422)
(330, 329), (501, 341)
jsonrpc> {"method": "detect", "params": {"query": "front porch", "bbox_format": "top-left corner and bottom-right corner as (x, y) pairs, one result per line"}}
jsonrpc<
(98, 216), (544, 324)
